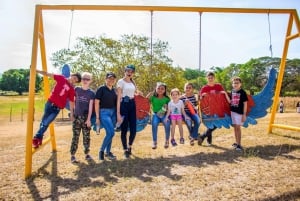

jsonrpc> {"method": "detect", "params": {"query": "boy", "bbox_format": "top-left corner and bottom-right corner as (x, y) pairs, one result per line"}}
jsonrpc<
(198, 72), (227, 146)
(224, 77), (248, 151)
(32, 70), (81, 148)
(70, 72), (95, 163)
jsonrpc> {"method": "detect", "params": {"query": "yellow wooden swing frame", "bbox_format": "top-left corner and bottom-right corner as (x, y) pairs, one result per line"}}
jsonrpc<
(25, 5), (300, 178)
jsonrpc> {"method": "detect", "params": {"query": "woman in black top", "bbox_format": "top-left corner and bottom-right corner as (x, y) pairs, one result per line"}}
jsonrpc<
(95, 72), (118, 160)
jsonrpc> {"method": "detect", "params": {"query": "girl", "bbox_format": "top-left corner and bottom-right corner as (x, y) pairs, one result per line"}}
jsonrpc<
(180, 83), (200, 146)
(70, 72), (94, 163)
(116, 64), (139, 159)
(164, 88), (189, 146)
(146, 82), (171, 149)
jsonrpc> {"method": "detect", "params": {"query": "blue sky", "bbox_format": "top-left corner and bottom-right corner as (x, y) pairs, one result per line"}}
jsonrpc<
(0, 0), (299, 73)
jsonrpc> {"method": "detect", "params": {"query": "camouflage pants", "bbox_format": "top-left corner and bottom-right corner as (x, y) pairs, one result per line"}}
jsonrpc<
(70, 115), (91, 155)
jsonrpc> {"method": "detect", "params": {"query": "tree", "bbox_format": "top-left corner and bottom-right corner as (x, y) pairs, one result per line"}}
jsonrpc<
(0, 69), (42, 95)
(51, 34), (187, 94)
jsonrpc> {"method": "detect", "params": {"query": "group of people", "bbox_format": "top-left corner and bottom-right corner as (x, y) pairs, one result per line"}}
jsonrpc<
(32, 64), (249, 163)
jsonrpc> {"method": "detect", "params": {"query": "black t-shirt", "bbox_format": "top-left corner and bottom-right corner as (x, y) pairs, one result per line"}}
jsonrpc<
(230, 88), (248, 115)
(95, 85), (117, 109)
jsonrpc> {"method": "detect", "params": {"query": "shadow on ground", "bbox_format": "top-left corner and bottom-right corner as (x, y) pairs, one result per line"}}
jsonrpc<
(25, 144), (300, 201)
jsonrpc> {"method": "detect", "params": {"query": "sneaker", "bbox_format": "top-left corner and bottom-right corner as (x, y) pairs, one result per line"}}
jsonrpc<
(152, 142), (157, 149)
(124, 150), (130, 159)
(128, 147), (132, 155)
(71, 155), (78, 163)
(32, 137), (42, 148)
(197, 135), (204, 146)
(207, 135), (212, 145)
(105, 152), (116, 160)
(232, 143), (238, 149)
(85, 154), (92, 161)
(99, 151), (104, 160)
(190, 138), (195, 146)
(171, 139), (177, 146)
(235, 144), (243, 151)
(180, 137), (185, 144)
(164, 141), (169, 148)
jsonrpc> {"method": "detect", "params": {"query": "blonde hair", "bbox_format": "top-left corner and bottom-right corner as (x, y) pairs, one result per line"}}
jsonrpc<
(170, 88), (180, 96)
(82, 72), (92, 80)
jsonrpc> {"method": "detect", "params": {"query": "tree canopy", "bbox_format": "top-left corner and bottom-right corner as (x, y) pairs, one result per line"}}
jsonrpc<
(50, 34), (300, 96)
(0, 69), (42, 95)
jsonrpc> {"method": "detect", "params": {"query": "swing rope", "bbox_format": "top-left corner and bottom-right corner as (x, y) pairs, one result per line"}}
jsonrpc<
(68, 10), (74, 50)
(199, 12), (202, 72)
(150, 10), (153, 70)
(267, 11), (273, 57)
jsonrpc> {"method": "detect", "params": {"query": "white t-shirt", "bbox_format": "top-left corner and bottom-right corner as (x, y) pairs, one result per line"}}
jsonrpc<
(117, 79), (136, 98)
(168, 100), (184, 115)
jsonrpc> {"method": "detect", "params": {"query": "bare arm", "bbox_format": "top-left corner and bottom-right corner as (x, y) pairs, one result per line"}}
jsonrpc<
(117, 87), (122, 122)
(242, 101), (247, 122)
(164, 104), (171, 122)
(221, 91), (230, 103)
(69, 101), (75, 122)
(85, 99), (94, 127)
(146, 91), (154, 99)
(36, 70), (54, 78)
(94, 98), (100, 128)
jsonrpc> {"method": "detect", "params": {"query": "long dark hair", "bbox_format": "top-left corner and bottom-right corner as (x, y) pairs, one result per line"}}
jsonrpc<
(153, 83), (169, 98)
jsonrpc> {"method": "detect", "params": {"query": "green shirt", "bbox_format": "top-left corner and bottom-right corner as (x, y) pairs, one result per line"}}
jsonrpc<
(150, 96), (170, 112)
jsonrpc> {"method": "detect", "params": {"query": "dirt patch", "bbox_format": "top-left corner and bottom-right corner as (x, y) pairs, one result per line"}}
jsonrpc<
(0, 114), (299, 201)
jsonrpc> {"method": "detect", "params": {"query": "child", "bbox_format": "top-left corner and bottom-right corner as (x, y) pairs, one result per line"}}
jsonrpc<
(164, 88), (189, 146)
(70, 72), (95, 163)
(198, 71), (227, 146)
(279, 100), (284, 113)
(32, 70), (81, 148)
(146, 82), (171, 149)
(224, 77), (248, 151)
(180, 83), (200, 146)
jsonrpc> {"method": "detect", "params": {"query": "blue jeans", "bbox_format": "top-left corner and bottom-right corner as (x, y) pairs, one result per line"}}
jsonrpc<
(152, 113), (170, 142)
(100, 108), (117, 154)
(34, 101), (60, 139)
(185, 112), (201, 139)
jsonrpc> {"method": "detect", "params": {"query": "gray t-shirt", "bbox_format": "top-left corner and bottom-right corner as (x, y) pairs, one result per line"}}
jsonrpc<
(74, 87), (95, 116)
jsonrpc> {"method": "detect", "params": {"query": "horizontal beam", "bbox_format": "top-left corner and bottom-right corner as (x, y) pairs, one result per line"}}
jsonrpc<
(37, 5), (296, 14)
(271, 124), (300, 132)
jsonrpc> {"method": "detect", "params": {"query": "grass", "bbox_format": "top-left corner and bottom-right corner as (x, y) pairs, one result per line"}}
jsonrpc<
(0, 96), (299, 200)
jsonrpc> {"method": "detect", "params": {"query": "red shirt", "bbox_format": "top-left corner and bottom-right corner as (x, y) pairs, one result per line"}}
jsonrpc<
(48, 75), (75, 109)
(200, 83), (224, 95)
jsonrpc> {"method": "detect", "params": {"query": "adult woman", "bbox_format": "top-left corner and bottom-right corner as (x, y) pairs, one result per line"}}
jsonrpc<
(116, 65), (138, 158)
(95, 72), (118, 160)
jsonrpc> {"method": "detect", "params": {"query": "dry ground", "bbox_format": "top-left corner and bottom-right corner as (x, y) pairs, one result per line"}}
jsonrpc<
(0, 113), (299, 201)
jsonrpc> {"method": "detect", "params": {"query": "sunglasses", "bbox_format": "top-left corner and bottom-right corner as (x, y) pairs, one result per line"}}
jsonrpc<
(82, 78), (91, 81)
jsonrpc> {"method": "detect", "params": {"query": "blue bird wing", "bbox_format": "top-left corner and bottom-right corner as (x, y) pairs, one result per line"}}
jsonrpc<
(246, 68), (277, 124)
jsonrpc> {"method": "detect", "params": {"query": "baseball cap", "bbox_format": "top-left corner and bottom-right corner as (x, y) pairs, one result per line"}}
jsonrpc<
(125, 64), (135, 72)
(106, 72), (116, 78)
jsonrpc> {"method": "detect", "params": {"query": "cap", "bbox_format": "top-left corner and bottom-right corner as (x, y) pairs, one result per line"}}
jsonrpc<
(106, 72), (116, 78)
(125, 64), (135, 72)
